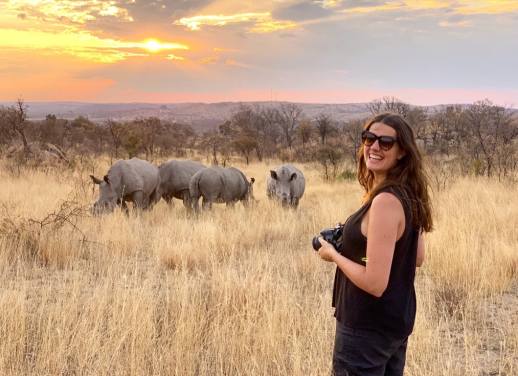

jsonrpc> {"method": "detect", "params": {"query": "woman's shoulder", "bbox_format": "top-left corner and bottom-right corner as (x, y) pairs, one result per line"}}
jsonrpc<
(371, 191), (405, 214)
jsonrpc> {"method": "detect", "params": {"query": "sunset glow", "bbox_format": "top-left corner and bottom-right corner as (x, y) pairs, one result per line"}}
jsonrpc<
(0, 0), (517, 104)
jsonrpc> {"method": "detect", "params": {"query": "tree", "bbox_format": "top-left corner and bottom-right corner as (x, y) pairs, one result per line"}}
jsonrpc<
(315, 113), (337, 144)
(104, 120), (123, 159)
(342, 119), (365, 164)
(3, 99), (31, 155)
(464, 100), (517, 178)
(134, 117), (162, 160)
(232, 135), (257, 165)
(367, 96), (410, 117)
(278, 103), (303, 149)
(314, 144), (344, 180)
(37, 114), (68, 147)
(296, 119), (314, 148)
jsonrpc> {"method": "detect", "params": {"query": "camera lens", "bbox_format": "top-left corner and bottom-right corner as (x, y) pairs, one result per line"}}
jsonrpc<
(312, 236), (321, 251)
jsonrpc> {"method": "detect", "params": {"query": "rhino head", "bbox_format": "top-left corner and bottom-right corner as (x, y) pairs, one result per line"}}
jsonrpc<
(90, 175), (117, 215)
(270, 170), (297, 207)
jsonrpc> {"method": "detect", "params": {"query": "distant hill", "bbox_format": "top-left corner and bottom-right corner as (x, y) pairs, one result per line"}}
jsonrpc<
(2, 101), (517, 133)
(0, 101), (371, 132)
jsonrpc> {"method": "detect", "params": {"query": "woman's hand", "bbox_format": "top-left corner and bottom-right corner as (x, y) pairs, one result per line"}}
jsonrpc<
(317, 237), (339, 263)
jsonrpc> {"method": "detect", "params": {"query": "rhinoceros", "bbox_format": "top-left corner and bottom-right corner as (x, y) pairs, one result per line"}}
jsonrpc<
(189, 166), (255, 212)
(90, 158), (160, 214)
(267, 164), (305, 208)
(158, 160), (206, 210)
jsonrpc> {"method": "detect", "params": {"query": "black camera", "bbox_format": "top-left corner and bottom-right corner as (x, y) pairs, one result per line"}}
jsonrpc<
(312, 225), (343, 251)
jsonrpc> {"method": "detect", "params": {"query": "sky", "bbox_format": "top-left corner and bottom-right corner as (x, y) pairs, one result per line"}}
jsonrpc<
(1, 0), (518, 106)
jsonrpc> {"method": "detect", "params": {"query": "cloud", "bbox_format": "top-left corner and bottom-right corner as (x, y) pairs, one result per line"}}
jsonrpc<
(174, 12), (298, 33)
(0, 28), (189, 63)
(438, 19), (471, 27)
(272, 2), (333, 21)
(224, 59), (255, 69)
(454, 0), (518, 15)
(4, 0), (134, 25)
(166, 54), (185, 61)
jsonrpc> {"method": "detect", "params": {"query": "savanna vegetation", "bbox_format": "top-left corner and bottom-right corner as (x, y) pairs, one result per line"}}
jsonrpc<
(0, 97), (517, 375)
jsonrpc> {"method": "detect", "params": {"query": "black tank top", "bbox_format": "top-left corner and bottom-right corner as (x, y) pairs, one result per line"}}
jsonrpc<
(332, 185), (419, 339)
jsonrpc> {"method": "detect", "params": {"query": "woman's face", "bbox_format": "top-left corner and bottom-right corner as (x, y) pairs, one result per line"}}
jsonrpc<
(363, 122), (406, 178)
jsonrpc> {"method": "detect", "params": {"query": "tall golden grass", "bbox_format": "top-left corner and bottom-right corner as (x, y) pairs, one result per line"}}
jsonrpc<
(0, 158), (516, 375)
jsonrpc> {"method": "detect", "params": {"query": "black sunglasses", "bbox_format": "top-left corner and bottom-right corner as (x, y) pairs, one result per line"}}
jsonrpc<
(361, 130), (398, 151)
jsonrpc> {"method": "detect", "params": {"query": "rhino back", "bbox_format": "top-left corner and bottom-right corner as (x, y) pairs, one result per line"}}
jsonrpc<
(106, 160), (136, 198)
(194, 167), (225, 198)
(124, 158), (159, 196)
(160, 160), (205, 194)
(221, 167), (248, 200)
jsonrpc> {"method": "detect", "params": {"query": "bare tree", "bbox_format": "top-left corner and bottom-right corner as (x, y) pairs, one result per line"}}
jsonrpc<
(106, 120), (124, 159)
(314, 144), (344, 180)
(464, 100), (518, 178)
(315, 113), (337, 144)
(278, 103), (303, 149)
(296, 119), (314, 148)
(4, 99), (31, 155)
(367, 96), (411, 117)
(342, 119), (365, 164)
(259, 107), (282, 156)
(135, 117), (162, 160)
(232, 135), (257, 165)
(200, 130), (225, 165)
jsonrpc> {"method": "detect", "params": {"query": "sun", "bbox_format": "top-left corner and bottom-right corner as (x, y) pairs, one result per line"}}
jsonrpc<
(144, 39), (162, 52)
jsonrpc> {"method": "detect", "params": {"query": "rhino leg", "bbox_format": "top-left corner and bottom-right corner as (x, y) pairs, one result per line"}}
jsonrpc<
(120, 200), (130, 215)
(202, 197), (212, 210)
(148, 187), (161, 209)
(181, 190), (193, 211)
(132, 191), (145, 210)
(163, 193), (174, 206)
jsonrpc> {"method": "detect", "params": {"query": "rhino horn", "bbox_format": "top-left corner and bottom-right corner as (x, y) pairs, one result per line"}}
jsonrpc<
(270, 170), (278, 180)
(90, 175), (103, 185)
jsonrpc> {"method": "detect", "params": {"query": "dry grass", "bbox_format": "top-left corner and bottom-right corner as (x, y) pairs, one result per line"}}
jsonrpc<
(0, 158), (516, 375)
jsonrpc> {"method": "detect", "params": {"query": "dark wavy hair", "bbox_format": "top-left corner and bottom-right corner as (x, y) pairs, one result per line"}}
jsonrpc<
(357, 113), (433, 232)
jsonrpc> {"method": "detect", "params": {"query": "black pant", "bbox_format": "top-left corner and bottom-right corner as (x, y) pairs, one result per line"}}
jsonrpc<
(332, 320), (408, 376)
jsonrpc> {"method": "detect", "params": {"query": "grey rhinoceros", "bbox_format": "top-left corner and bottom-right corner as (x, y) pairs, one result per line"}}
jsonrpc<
(90, 158), (160, 214)
(189, 166), (255, 212)
(267, 164), (305, 208)
(158, 160), (206, 210)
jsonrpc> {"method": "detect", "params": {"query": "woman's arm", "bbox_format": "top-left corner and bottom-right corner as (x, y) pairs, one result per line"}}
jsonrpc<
(318, 192), (405, 298)
(416, 232), (425, 267)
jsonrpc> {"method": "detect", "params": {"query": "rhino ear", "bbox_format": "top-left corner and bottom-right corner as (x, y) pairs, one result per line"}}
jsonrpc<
(290, 172), (297, 181)
(103, 175), (110, 184)
(250, 177), (255, 185)
(90, 175), (102, 185)
(270, 170), (278, 180)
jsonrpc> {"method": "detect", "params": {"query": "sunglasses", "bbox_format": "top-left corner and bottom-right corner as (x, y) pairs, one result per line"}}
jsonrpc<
(361, 130), (398, 151)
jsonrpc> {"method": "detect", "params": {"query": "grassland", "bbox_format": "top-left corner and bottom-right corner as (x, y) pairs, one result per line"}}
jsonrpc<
(0, 158), (516, 375)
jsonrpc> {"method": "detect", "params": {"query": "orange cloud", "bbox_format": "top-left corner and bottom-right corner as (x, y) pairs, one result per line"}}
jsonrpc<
(4, 0), (133, 25)
(0, 28), (189, 63)
(439, 20), (472, 27)
(455, 0), (518, 14)
(175, 12), (298, 33)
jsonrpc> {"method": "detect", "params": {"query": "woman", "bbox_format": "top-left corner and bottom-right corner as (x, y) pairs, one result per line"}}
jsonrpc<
(317, 113), (433, 376)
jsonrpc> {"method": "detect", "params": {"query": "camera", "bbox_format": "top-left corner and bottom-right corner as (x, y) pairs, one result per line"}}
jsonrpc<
(312, 225), (343, 251)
